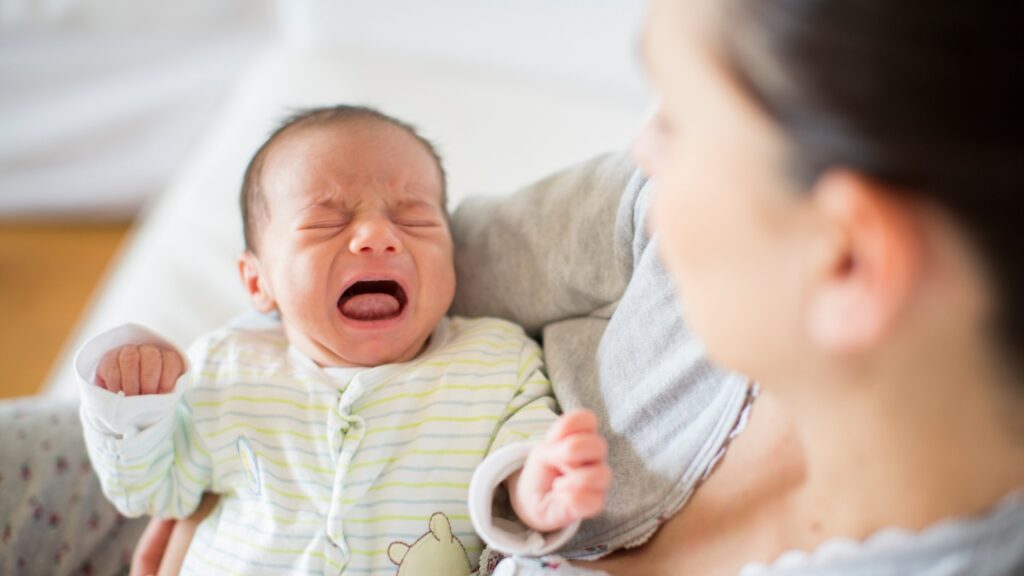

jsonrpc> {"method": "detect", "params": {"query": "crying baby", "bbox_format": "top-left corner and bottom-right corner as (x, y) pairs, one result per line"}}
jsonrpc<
(75, 105), (610, 575)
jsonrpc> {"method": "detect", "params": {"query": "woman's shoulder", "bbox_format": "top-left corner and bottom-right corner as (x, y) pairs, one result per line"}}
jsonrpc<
(738, 490), (1024, 576)
(589, 390), (1023, 576)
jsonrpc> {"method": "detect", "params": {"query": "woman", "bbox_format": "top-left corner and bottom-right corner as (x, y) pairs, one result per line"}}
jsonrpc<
(479, 0), (1024, 573)
(584, 0), (1023, 572)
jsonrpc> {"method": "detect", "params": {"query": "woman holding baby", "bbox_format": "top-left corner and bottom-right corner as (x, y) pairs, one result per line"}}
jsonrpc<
(142, 0), (1023, 573)
(579, 0), (1024, 572)
(4, 0), (1022, 573)
(479, 0), (1024, 572)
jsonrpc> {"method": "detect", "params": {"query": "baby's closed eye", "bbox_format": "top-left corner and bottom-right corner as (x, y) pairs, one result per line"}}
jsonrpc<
(300, 221), (350, 230)
(293, 213), (353, 235)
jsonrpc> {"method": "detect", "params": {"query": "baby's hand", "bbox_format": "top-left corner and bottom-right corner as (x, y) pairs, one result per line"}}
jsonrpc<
(508, 410), (611, 533)
(96, 345), (184, 396)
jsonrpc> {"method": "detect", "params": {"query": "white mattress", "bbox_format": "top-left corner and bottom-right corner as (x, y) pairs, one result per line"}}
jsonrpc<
(44, 32), (649, 397)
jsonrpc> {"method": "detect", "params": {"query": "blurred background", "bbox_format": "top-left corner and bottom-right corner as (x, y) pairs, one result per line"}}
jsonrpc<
(0, 0), (650, 399)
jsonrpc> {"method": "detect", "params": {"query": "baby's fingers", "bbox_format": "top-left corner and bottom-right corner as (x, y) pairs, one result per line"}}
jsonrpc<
(97, 349), (122, 393)
(96, 344), (182, 396)
(159, 350), (183, 393)
(552, 463), (612, 494)
(548, 433), (608, 471)
(545, 410), (599, 443)
(119, 346), (142, 396)
(544, 484), (607, 526)
(138, 345), (164, 395)
(552, 467), (610, 520)
(561, 488), (606, 520)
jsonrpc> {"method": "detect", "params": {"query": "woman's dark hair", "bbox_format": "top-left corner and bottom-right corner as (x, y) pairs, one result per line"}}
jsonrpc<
(719, 0), (1023, 380)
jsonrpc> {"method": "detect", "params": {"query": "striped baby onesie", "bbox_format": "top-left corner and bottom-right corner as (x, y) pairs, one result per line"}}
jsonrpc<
(77, 316), (558, 575)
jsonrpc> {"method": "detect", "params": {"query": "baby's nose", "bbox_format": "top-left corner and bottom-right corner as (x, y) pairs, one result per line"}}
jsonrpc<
(349, 219), (402, 255)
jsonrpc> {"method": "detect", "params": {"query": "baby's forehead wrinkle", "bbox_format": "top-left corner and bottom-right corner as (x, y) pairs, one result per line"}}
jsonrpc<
(287, 166), (442, 212)
(390, 196), (441, 212)
(296, 198), (339, 215)
(293, 189), (345, 214)
(293, 190), (425, 216)
(400, 178), (445, 207)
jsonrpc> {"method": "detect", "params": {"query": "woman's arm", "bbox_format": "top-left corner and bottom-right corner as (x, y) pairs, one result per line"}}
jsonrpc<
(130, 492), (219, 576)
(450, 152), (636, 337)
(456, 153), (752, 557)
(129, 517), (174, 576)
(155, 493), (218, 576)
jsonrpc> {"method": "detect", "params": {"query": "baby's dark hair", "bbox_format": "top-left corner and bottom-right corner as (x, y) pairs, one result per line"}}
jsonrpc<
(240, 105), (447, 253)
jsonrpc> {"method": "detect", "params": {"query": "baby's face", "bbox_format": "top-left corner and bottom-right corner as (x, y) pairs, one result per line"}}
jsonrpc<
(248, 121), (454, 367)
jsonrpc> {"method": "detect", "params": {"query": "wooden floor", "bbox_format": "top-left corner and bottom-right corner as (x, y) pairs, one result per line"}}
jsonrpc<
(0, 223), (131, 399)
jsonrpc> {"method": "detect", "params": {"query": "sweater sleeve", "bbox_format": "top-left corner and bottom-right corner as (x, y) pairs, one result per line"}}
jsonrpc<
(450, 152), (637, 338)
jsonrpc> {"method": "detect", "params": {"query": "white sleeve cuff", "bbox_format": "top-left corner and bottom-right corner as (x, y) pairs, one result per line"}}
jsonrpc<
(469, 442), (581, 557)
(74, 323), (189, 439)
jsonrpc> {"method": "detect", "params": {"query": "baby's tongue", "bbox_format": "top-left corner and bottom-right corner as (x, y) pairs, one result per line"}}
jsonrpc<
(340, 293), (401, 321)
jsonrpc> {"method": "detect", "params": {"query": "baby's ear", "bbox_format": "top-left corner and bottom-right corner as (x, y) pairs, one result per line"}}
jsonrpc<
(238, 251), (276, 313)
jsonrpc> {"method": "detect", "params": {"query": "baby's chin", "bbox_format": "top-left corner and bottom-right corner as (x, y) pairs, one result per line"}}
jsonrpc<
(304, 333), (431, 368)
(339, 341), (424, 367)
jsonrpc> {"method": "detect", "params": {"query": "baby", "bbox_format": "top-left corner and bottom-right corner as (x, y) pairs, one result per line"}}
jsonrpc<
(75, 106), (610, 575)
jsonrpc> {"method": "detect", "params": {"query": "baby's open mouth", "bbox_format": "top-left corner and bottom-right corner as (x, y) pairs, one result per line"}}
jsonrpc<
(338, 280), (408, 321)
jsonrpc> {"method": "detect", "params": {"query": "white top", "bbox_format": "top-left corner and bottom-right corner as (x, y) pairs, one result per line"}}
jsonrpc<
(77, 316), (576, 575)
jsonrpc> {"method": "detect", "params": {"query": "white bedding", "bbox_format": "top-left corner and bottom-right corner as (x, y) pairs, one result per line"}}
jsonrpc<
(43, 5), (650, 398)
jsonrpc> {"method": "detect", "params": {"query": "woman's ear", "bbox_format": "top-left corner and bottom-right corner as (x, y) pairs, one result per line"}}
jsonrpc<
(804, 170), (921, 353)
(238, 251), (277, 313)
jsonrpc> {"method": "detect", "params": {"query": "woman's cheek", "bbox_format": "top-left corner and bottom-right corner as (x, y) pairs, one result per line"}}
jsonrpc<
(651, 183), (693, 279)
(632, 119), (665, 178)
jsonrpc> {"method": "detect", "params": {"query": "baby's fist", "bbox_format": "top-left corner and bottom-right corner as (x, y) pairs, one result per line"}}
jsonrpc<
(96, 345), (183, 396)
(511, 410), (611, 533)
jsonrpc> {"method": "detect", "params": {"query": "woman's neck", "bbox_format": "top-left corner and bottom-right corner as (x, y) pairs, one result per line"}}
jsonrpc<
(583, 352), (1024, 576)
(787, 352), (1024, 540)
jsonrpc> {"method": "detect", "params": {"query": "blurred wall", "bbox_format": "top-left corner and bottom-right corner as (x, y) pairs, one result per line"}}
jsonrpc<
(0, 0), (645, 220)
(0, 0), (272, 219)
